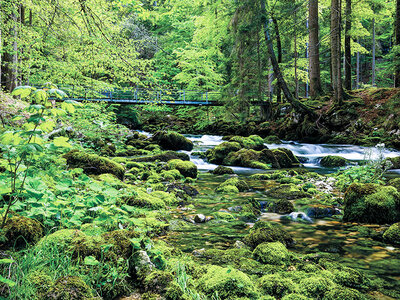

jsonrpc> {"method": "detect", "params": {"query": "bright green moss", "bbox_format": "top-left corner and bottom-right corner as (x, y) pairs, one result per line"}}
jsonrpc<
(1, 214), (43, 249)
(44, 276), (93, 300)
(320, 155), (348, 167)
(152, 131), (193, 151)
(323, 287), (366, 300)
(253, 242), (290, 265)
(212, 211), (235, 220)
(267, 184), (310, 200)
(244, 221), (294, 249)
(333, 267), (364, 288)
(216, 177), (249, 193)
(257, 274), (297, 298)
(197, 265), (258, 299)
(143, 270), (174, 293)
(36, 229), (83, 251)
(383, 222), (400, 244)
(281, 294), (309, 300)
(167, 159), (198, 178)
(206, 141), (241, 164)
(299, 276), (335, 298)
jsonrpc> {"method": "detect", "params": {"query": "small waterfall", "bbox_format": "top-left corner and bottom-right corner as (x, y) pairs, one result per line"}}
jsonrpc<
(282, 212), (313, 223)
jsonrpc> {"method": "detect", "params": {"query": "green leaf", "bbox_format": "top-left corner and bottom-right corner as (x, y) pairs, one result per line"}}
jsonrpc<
(0, 259), (14, 264)
(53, 137), (72, 148)
(0, 275), (16, 287)
(48, 89), (68, 99)
(11, 86), (33, 98)
(84, 256), (99, 266)
(32, 90), (48, 104)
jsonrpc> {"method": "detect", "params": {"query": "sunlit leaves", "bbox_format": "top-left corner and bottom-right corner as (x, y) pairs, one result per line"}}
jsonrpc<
(53, 137), (72, 148)
(11, 86), (34, 99)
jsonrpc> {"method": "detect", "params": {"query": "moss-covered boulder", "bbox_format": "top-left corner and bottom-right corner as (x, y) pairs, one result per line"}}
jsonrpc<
(320, 155), (348, 167)
(343, 183), (400, 224)
(324, 287), (366, 300)
(253, 242), (290, 265)
(63, 149), (125, 179)
(131, 151), (190, 162)
(44, 276), (94, 300)
(257, 274), (296, 298)
(0, 214), (43, 249)
(167, 159), (197, 178)
(386, 156), (400, 169)
(383, 222), (400, 245)
(229, 135), (265, 150)
(211, 166), (234, 175)
(267, 184), (311, 200)
(36, 229), (83, 251)
(206, 142), (241, 164)
(216, 177), (249, 193)
(152, 131), (193, 151)
(273, 199), (295, 214)
(224, 149), (271, 169)
(244, 221), (294, 249)
(197, 265), (258, 299)
(299, 276), (335, 298)
(271, 148), (300, 168)
(143, 270), (174, 293)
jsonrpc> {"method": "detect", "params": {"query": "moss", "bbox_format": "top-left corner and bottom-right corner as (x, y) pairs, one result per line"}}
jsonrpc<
(216, 184), (239, 194)
(224, 149), (268, 169)
(281, 294), (309, 300)
(101, 229), (138, 259)
(36, 229), (83, 251)
(1, 214), (43, 249)
(216, 177), (249, 193)
(320, 155), (348, 167)
(206, 141), (242, 164)
(299, 276), (335, 298)
(211, 166), (234, 175)
(253, 242), (290, 265)
(144, 270), (174, 293)
(97, 173), (126, 188)
(132, 151), (190, 162)
(323, 287), (366, 300)
(264, 135), (281, 144)
(267, 184), (310, 200)
(257, 274), (297, 298)
(121, 189), (166, 209)
(197, 265), (258, 299)
(126, 161), (146, 169)
(271, 149), (296, 168)
(70, 234), (105, 260)
(164, 282), (188, 300)
(63, 149), (125, 179)
(167, 159), (198, 178)
(383, 222), (400, 245)
(229, 135), (265, 150)
(343, 183), (400, 224)
(152, 131), (193, 151)
(386, 156), (400, 169)
(333, 267), (364, 288)
(100, 142), (116, 156)
(244, 221), (294, 249)
(27, 270), (53, 299)
(213, 212), (235, 220)
(45, 276), (93, 300)
(274, 199), (295, 214)
(161, 169), (183, 181)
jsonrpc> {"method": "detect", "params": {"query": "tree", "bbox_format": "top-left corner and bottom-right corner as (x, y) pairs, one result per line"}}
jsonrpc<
(395, 0), (400, 87)
(344, 0), (352, 90)
(308, 0), (323, 98)
(331, 0), (343, 105)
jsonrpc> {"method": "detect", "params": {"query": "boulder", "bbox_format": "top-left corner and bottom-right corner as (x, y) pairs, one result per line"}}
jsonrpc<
(244, 221), (294, 249)
(206, 142), (241, 164)
(152, 131), (193, 151)
(320, 155), (348, 167)
(211, 165), (234, 175)
(131, 151), (189, 162)
(383, 222), (400, 245)
(167, 159), (198, 178)
(267, 184), (311, 200)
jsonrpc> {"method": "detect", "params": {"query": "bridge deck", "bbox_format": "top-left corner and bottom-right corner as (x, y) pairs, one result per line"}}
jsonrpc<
(67, 97), (223, 106)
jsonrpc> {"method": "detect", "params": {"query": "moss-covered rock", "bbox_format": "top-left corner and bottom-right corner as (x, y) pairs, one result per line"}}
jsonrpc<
(27, 270), (53, 299)
(244, 221), (294, 249)
(132, 151), (190, 162)
(281, 294), (309, 300)
(343, 183), (400, 224)
(63, 149), (125, 179)
(273, 199), (295, 214)
(257, 274), (297, 298)
(44, 276), (93, 300)
(206, 142), (242, 164)
(386, 156), (400, 169)
(101, 229), (138, 259)
(333, 267), (364, 288)
(152, 131), (193, 151)
(383, 222), (400, 245)
(36, 229), (83, 251)
(143, 270), (174, 293)
(224, 149), (270, 169)
(216, 177), (249, 193)
(267, 184), (311, 200)
(323, 287), (366, 300)
(0, 214), (43, 249)
(264, 135), (281, 144)
(320, 155), (348, 167)
(216, 185), (239, 194)
(211, 166), (234, 175)
(229, 135), (265, 150)
(271, 148), (299, 168)
(253, 242), (290, 265)
(197, 265), (258, 299)
(299, 276), (335, 298)
(167, 159), (198, 178)
(164, 282), (187, 300)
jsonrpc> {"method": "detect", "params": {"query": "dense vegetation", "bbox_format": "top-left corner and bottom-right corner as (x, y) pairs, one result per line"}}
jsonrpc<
(1, 0), (400, 299)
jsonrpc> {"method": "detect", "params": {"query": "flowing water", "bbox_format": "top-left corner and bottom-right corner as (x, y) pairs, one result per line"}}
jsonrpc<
(140, 131), (400, 286)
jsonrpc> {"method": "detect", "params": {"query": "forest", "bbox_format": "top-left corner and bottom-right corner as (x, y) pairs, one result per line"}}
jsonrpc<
(1, 0), (400, 299)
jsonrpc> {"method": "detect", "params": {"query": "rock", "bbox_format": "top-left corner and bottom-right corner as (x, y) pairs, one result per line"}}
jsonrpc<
(211, 165), (234, 175)
(167, 159), (198, 178)
(383, 222), (400, 245)
(216, 177), (249, 193)
(273, 199), (295, 214)
(44, 276), (94, 300)
(320, 155), (348, 167)
(63, 149), (125, 179)
(228, 206), (243, 212)
(281, 212), (313, 223)
(343, 183), (400, 224)
(386, 156), (400, 169)
(1, 214), (43, 249)
(206, 142), (241, 164)
(131, 151), (190, 162)
(194, 214), (206, 223)
(264, 135), (282, 144)
(229, 135), (265, 150)
(234, 240), (247, 249)
(253, 242), (290, 265)
(267, 184), (311, 200)
(244, 221), (294, 249)
(192, 248), (206, 257)
(183, 216), (195, 224)
(152, 131), (193, 151)
(134, 250), (155, 279)
(166, 183), (199, 199)
(306, 205), (341, 218)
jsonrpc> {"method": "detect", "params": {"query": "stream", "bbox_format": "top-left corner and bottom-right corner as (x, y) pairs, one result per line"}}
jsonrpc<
(141, 132), (400, 288)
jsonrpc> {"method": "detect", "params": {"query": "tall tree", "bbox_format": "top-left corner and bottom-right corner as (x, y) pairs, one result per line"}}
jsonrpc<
(331, 0), (343, 105)
(395, 0), (400, 87)
(372, 17), (376, 86)
(344, 0), (352, 90)
(308, 0), (323, 98)
(272, 17), (282, 103)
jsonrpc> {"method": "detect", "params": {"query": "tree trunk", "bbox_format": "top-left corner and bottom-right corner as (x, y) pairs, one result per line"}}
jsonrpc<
(272, 17), (282, 103)
(356, 39), (360, 89)
(372, 18), (376, 87)
(294, 10), (299, 99)
(309, 0), (323, 98)
(260, 0), (317, 119)
(344, 0), (352, 90)
(395, 0), (400, 87)
(331, 0), (343, 105)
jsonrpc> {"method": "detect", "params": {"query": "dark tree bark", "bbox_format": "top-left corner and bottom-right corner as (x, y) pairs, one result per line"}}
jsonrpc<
(356, 39), (360, 88)
(395, 0), (400, 87)
(372, 18), (376, 86)
(272, 17), (282, 103)
(308, 0), (323, 98)
(344, 0), (352, 90)
(331, 0), (343, 105)
(260, 0), (317, 119)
